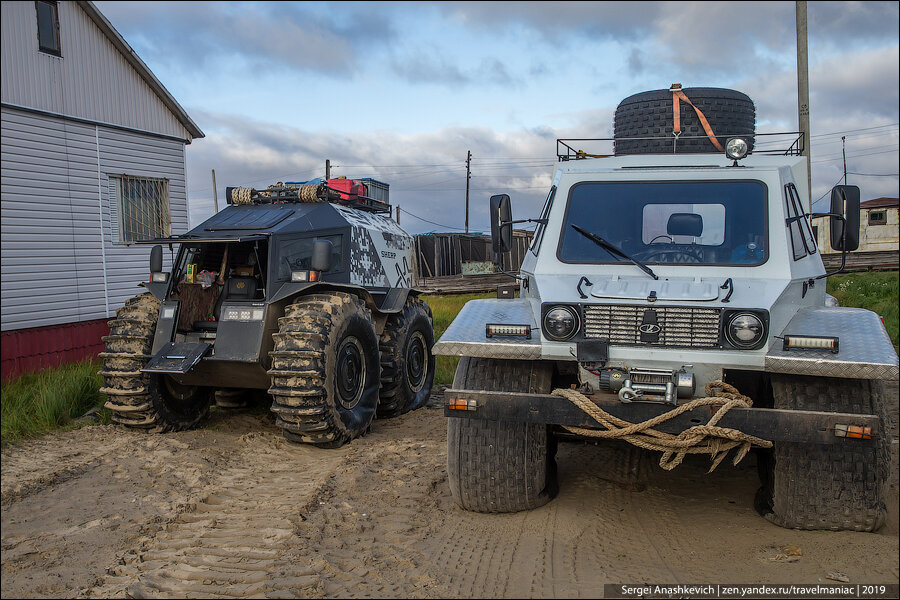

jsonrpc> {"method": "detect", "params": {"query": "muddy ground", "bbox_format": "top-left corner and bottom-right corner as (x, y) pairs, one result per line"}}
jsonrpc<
(2, 382), (898, 599)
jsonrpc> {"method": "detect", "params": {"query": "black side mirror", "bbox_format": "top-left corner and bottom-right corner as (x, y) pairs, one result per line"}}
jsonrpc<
(150, 245), (163, 273)
(830, 185), (860, 252)
(311, 239), (334, 272)
(490, 194), (513, 258)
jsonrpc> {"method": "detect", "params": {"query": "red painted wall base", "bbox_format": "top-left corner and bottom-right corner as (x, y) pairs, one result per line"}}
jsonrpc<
(1, 319), (110, 381)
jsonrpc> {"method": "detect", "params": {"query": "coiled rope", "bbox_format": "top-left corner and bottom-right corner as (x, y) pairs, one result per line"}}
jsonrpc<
(552, 381), (772, 472)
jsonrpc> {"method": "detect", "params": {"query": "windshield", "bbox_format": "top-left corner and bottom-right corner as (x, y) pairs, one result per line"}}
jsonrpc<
(558, 180), (768, 266)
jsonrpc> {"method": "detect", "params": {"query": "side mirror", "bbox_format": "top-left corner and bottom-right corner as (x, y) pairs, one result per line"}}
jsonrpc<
(311, 239), (334, 272)
(490, 194), (513, 258)
(830, 185), (860, 252)
(150, 245), (163, 273)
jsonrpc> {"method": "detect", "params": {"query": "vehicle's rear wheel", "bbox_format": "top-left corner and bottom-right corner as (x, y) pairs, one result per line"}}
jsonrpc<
(268, 292), (380, 448)
(447, 357), (557, 513)
(100, 292), (211, 432)
(757, 375), (890, 531)
(377, 296), (436, 418)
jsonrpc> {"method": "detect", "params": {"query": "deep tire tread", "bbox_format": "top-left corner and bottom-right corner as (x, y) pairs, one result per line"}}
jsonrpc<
(376, 296), (436, 418)
(268, 292), (379, 447)
(447, 357), (557, 513)
(763, 375), (890, 531)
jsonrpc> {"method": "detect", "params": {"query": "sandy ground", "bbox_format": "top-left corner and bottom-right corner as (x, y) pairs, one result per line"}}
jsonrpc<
(2, 382), (898, 599)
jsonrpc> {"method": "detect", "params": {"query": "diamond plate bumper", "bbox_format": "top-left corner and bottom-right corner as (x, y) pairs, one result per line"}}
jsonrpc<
(432, 299), (541, 359)
(766, 307), (898, 380)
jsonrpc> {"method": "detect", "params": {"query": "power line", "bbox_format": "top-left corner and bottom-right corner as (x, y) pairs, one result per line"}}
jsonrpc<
(398, 207), (467, 231)
(846, 171), (899, 177)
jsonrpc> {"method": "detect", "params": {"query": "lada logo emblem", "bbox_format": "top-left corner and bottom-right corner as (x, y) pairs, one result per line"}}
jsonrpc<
(639, 309), (661, 342)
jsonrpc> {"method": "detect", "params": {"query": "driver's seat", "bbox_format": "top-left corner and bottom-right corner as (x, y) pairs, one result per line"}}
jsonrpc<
(667, 212), (703, 239)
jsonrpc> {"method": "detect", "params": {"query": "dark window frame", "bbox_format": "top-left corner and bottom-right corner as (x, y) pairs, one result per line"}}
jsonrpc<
(868, 210), (887, 226)
(784, 182), (817, 261)
(529, 185), (556, 256)
(35, 0), (61, 56)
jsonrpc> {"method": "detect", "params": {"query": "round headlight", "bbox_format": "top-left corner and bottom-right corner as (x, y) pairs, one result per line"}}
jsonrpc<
(725, 312), (765, 348)
(725, 137), (749, 160)
(543, 306), (579, 340)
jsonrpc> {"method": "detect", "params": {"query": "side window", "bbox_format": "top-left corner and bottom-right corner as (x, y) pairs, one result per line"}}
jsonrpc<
(35, 1), (61, 56)
(109, 175), (171, 244)
(530, 186), (556, 255)
(277, 235), (343, 280)
(784, 183), (815, 260)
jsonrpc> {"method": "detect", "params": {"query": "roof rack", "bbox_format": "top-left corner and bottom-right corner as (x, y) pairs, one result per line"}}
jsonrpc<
(556, 132), (805, 161)
(224, 183), (391, 214)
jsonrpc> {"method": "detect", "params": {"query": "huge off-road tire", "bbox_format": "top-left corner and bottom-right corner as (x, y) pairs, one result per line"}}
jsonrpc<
(376, 296), (436, 418)
(100, 293), (212, 432)
(614, 87), (756, 155)
(757, 375), (890, 531)
(447, 357), (557, 513)
(268, 292), (380, 448)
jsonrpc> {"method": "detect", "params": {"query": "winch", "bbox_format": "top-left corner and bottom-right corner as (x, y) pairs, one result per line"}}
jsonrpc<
(595, 366), (695, 404)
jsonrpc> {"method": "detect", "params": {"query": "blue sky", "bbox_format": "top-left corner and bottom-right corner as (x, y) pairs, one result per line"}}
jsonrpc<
(94, 1), (900, 234)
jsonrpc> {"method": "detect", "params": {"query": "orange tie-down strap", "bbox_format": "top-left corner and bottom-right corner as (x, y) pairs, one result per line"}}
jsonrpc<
(671, 86), (725, 152)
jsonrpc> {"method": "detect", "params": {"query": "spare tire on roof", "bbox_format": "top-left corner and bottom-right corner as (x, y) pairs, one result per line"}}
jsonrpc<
(613, 87), (756, 156)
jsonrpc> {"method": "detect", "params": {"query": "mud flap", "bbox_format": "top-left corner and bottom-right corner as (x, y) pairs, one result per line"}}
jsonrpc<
(141, 342), (210, 375)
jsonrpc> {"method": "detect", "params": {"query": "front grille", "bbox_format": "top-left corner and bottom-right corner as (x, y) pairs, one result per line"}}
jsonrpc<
(583, 304), (721, 348)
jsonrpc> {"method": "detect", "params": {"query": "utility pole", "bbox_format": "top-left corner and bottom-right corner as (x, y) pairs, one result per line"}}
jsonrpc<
(796, 1), (811, 211)
(212, 169), (219, 212)
(465, 150), (471, 233)
(325, 159), (331, 180)
(396, 206), (400, 225)
(841, 136), (847, 185)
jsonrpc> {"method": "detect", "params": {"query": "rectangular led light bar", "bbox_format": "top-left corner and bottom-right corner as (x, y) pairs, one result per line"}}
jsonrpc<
(782, 335), (839, 353)
(485, 323), (532, 339)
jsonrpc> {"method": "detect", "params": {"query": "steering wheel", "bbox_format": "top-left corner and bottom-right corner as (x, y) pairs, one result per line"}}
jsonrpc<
(633, 246), (704, 263)
(648, 234), (674, 244)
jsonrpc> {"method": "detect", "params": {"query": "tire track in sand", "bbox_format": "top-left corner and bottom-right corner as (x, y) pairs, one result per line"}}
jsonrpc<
(87, 431), (349, 599)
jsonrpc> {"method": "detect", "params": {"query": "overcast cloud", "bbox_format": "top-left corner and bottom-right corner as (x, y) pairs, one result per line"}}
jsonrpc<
(94, 1), (899, 232)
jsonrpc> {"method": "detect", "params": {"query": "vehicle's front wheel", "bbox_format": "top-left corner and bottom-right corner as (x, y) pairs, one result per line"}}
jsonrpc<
(757, 375), (890, 531)
(447, 357), (557, 513)
(101, 292), (212, 432)
(268, 292), (380, 448)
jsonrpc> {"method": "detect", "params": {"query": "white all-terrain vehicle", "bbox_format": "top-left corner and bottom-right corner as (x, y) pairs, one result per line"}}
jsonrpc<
(435, 87), (897, 531)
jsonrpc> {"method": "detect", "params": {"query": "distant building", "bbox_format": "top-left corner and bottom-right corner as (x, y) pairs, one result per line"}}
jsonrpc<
(414, 230), (533, 280)
(812, 197), (899, 255)
(1, 0), (203, 378)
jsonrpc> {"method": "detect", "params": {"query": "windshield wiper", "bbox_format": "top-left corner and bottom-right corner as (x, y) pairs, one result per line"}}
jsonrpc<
(570, 224), (658, 280)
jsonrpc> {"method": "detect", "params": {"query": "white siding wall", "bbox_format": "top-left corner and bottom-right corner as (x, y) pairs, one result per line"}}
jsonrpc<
(1, 1), (190, 141)
(1, 106), (186, 331)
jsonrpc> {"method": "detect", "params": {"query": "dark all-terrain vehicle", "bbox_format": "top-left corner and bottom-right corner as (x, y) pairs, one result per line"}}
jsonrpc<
(101, 178), (435, 447)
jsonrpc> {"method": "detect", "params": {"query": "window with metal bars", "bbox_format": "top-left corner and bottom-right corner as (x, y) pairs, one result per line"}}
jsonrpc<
(110, 175), (171, 244)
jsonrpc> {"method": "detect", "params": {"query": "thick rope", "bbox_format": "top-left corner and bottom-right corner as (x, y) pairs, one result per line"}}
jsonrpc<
(553, 381), (772, 472)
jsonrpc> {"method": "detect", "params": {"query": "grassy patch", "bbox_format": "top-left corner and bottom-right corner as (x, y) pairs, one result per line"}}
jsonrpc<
(827, 271), (899, 352)
(1, 359), (107, 447)
(421, 292), (495, 385)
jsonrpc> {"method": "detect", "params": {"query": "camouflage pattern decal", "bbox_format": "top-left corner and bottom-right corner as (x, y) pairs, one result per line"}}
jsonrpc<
(351, 226), (389, 287)
(332, 205), (414, 289)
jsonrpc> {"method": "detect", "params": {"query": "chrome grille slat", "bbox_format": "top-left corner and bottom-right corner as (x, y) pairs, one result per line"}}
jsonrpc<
(583, 304), (722, 348)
